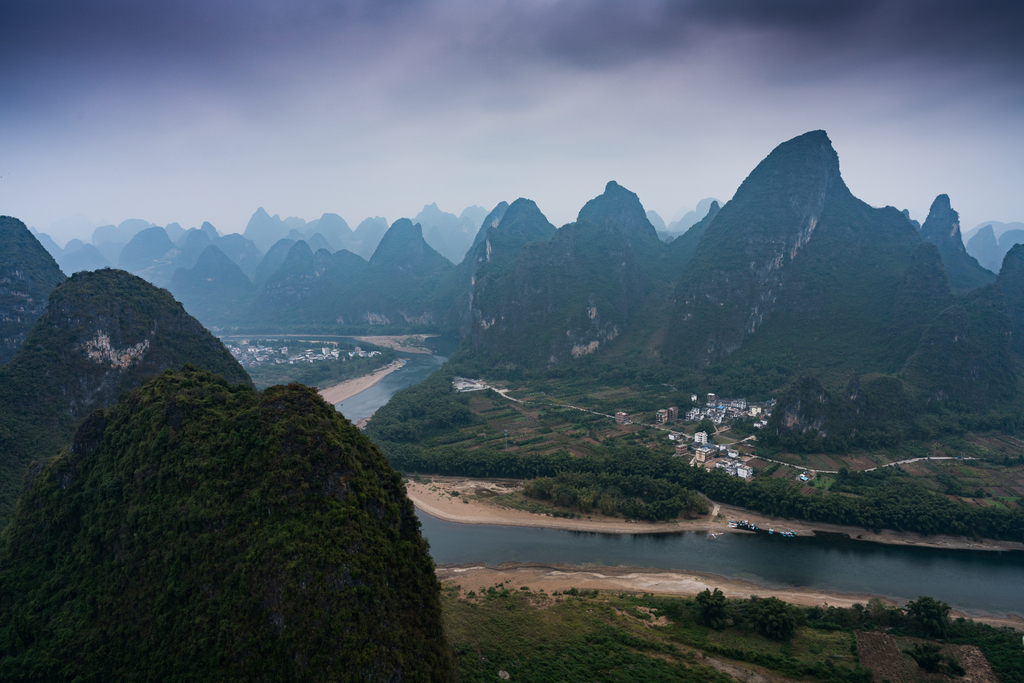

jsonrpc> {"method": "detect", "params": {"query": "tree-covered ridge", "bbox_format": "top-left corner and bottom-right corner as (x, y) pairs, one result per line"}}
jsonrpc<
(0, 216), (66, 365)
(0, 268), (250, 526)
(453, 198), (555, 333)
(469, 182), (666, 367)
(766, 241), (1024, 449)
(0, 368), (454, 682)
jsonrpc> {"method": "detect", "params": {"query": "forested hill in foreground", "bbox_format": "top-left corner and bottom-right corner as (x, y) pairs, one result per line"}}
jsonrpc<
(0, 216), (66, 365)
(0, 368), (453, 681)
(0, 269), (250, 526)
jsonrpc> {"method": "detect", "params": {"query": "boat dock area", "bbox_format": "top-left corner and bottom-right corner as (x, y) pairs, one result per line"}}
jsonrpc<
(727, 520), (796, 537)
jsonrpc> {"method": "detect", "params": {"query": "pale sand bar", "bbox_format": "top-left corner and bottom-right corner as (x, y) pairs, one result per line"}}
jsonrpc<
(350, 335), (436, 354)
(317, 359), (406, 405)
(414, 477), (1024, 628)
(406, 476), (1024, 552)
(434, 563), (1024, 630)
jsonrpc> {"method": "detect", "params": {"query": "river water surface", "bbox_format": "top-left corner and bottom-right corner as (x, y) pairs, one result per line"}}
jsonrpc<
(336, 347), (1024, 616)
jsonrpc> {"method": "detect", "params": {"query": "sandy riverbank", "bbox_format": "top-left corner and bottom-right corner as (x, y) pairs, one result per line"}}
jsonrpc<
(434, 563), (1024, 630)
(351, 335), (435, 354)
(317, 360), (406, 405)
(405, 476), (1024, 552)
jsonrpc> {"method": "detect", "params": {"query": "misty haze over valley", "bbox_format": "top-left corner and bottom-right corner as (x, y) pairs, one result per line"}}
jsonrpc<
(2, 2), (1024, 681)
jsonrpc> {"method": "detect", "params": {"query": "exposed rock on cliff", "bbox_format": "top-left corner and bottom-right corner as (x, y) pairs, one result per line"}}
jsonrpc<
(0, 216), (66, 364)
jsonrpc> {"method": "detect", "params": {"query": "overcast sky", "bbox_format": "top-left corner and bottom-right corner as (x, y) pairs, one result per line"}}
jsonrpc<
(2, 0), (1022, 244)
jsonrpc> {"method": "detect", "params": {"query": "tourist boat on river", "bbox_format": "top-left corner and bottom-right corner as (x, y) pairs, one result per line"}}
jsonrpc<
(729, 521), (795, 537)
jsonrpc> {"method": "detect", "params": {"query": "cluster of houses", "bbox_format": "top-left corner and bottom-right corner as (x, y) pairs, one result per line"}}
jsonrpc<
(684, 393), (774, 429)
(452, 377), (487, 392)
(227, 341), (290, 368)
(669, 433), (754, 479)
(227, 340), (380, 368)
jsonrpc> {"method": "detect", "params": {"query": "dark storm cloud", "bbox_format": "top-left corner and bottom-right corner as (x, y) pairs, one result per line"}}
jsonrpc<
(5, 1), (1022, 87)
(0, 0), (424, 103)
(496, 0), (1024, 86)
(3, 0), (1022, 238)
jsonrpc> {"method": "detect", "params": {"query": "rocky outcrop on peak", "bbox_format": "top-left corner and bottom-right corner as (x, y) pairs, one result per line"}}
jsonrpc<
(919, 194), (995, 292)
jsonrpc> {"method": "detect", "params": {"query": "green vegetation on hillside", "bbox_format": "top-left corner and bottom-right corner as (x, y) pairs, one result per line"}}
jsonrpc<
(0, 269), (251, 526)
(0, 368), (454, 681)
(441, 584), (1021, 683)
(367, 366), (1024, 540)
(469, 182), (666, 367)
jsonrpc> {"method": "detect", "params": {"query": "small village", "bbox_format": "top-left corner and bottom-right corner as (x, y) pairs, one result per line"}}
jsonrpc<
(683, 392), (775, 429)
(610, 392), (775, 479)
(454, 377), (774, 481)
(226, 340), (380, 369)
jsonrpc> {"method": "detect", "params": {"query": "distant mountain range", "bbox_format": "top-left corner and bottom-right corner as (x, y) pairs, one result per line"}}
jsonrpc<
(11, 131), (1022, 426)
(454, 131), (1024, 432)
(144, 132), (1023, 420)
(415, 203), (488, 264)
(965, 221), (1024, 273)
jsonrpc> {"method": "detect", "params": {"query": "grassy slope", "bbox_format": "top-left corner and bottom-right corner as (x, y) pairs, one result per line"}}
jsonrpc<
(441, 585), (1020, 683)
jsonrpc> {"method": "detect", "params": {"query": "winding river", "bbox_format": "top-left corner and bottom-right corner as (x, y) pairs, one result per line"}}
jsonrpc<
(334, 346), (1024, 617)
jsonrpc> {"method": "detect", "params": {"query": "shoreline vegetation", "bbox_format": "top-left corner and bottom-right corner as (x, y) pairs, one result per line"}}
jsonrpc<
(368, 369), (1024, 545)
(433, 562), (1024, 632)
(404, 476), (1024, 553)
(317, 359), (407, 405)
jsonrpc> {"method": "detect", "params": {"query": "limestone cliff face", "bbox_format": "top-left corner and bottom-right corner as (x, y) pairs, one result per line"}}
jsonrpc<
(997, 244), (1024, 355)
(769, 376), (833, 438)
(35, 269), (250, 413)
(666, 130), (845, 366)
(462, 199), (556, 338)
(0, 216), (66, 364)
(469, 182), (662, 366)
(664, 130), (947, 385)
